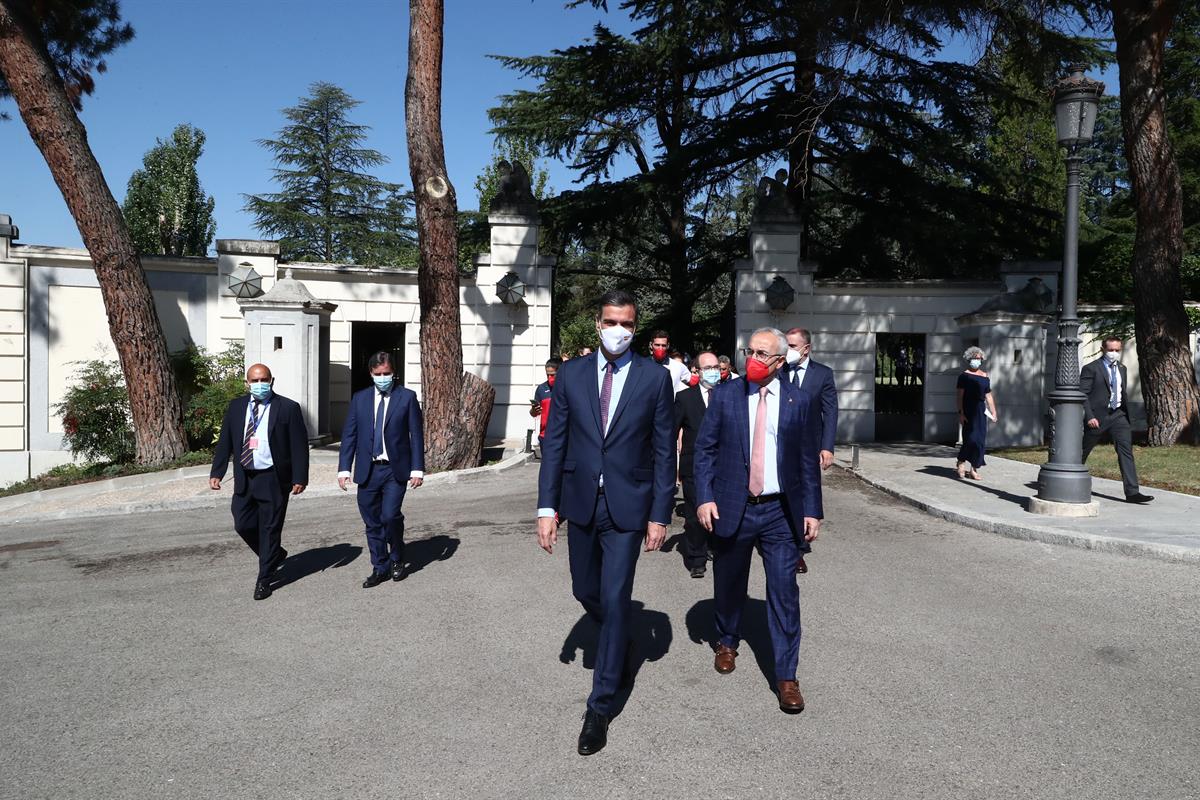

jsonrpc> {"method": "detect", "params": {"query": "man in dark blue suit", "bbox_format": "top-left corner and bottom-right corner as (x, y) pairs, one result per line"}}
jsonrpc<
(784, 327), (839, 469)
(536, 289), (675, 756)
(695, 327), (823, 714)
(210, 363), (310, 601)
(338, 352), (425, 588)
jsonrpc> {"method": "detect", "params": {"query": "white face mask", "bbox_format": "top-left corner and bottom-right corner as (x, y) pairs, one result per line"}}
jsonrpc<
(1105, 350), (1121, 363)
(598, 325), (633, 356)
(786, 348), (803, 365)
(968, 358), (983, 370)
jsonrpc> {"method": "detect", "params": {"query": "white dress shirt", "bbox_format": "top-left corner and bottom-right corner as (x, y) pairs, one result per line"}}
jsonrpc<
(338, 388), (424, 480)
(244, 399), (273, 469)
(790, 358), (809, 389)
(747, 377), (781, 495)
(1105, 359), (1122, 409)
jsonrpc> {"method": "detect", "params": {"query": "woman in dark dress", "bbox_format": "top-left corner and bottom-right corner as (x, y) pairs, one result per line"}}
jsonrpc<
(956, 347), (998, 480)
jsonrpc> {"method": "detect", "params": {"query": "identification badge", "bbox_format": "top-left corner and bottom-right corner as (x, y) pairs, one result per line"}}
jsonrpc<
(248, 438), (259, 449)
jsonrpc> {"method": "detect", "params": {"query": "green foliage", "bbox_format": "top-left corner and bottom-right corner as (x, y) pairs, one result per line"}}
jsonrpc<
(474, 138), (551, 213)
(244, 82), (417, 266)
(1166, 2), (1200, 252)
(0, 0), (133, 118)
(0, 451), (212, 499)
(173, 342), (246, 448)
(121, 123), (216, 256)
(53, 358), (135, 464)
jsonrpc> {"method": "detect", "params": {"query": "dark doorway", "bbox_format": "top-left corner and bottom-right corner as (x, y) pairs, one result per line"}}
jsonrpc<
(874, 333), (926, 441)
(351, 322), (406, 392)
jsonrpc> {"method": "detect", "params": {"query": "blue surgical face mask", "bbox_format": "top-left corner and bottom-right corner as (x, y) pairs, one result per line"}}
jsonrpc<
(373, 374), (395, 393)
(248, 381), (272, 401)
(968, 358), (982, 370)
(701, 368), (721, 386)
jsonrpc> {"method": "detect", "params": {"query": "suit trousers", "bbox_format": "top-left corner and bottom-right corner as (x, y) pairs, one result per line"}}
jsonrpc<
(1082, 408), (1140, 497)
(678, 476), (711, 569)
(358, 461), (408, 572)
(713, 498), (802, 683)
(567, 492), (643, 716)
(231, 468), (290, 581)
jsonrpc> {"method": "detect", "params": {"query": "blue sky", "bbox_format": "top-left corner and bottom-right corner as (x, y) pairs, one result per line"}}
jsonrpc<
(0, 0), (635, 249)
(1, 1), (1114, 251)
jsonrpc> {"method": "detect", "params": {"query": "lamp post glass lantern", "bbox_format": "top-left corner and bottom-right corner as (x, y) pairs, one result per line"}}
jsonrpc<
(1036, 65), (1104, 509)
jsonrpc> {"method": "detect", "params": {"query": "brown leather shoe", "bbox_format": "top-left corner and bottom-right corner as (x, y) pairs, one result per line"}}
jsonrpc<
(776, 680), (805, 713)
(795, 555), (808, 574)
(714, 644), (737, 674)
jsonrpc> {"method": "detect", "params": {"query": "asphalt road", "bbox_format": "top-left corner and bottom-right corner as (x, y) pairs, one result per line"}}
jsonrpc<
(1, 465), (1197, 800)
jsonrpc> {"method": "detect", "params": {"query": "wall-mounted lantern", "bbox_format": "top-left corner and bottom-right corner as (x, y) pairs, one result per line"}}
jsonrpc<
(496, 271), (526, 304)
(228, 261), (263, 298)
(765, 275), (795, 310)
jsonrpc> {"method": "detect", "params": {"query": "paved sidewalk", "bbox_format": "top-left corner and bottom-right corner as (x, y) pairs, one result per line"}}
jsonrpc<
(839, 443), (1200, 564)
(0, 443), (530, 525)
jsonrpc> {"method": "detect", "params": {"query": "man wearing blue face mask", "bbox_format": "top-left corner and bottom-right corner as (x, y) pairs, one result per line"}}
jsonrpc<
(338, 352), (426, 588)
(210, 363), (310, 601)
(673, 350), (722, 578)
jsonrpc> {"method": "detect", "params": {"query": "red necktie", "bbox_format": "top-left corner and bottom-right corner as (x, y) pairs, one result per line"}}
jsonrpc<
(749, 386), (767, 496)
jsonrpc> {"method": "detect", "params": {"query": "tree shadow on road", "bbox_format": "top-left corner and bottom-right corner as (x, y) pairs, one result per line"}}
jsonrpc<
(273, 542), (362, 590)
(402, 535), (459, 579)
(558, 600), (673, 718)
(685, 597), (776, 688)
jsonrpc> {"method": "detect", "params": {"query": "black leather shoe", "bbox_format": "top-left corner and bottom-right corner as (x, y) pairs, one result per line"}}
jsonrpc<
(689, 565), (706, 578)
(269, 548), (289, 575)
(1126, 493), (1154, 504)
(577, 709), (610, 756)
(390, 561), (406, 581)
(362, 571), (388, 589)
(253, 580), (272, 601)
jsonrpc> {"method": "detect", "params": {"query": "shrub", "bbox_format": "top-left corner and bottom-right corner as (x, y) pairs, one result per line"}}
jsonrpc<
(181, 342), (246, 448)
(53, 359), (136, 464)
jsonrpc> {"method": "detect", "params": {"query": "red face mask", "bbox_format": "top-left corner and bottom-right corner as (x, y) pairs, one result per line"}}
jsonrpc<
(688, 374), (700, 386)
(744, 358), (773, 384)
(652, 345), (668, 358)
(547, 375), (556, 387)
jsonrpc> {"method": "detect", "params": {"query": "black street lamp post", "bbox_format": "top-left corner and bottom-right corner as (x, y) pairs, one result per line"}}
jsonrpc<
(1035, 65), (1105, 511)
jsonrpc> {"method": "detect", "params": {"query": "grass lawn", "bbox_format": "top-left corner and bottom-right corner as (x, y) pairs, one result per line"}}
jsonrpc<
(0, 450), (213, 499)
(995, 444), (1200, 497)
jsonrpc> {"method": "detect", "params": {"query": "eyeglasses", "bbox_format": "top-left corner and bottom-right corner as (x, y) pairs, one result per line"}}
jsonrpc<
(739, 348), (784, 361)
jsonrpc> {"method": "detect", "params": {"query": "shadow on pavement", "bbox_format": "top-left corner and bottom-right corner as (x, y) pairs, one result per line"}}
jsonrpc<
(558, 600), (673, 718)
(402, 535), (460, 578)
(917, 465), (1029, 507)
(273, 543), (362, 589)
(685, 597), (775, 688)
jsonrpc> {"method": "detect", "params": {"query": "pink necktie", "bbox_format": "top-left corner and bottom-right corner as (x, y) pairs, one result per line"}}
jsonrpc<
(749, 385), (767, 496)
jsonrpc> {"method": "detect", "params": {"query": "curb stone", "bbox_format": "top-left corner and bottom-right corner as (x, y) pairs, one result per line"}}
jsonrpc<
(836, 463), (1200, 567)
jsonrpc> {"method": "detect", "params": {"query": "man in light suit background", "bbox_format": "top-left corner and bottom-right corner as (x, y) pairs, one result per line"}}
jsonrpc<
(1081, 336), (1153, 504)
(536, 289), (675, 756)
(209, 363), (309, 601)
(338, 352), (426, 588)
(695, 327), (823, 714)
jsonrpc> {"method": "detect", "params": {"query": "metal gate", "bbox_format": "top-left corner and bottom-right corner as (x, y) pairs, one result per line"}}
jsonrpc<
(874, 333), (926, 440)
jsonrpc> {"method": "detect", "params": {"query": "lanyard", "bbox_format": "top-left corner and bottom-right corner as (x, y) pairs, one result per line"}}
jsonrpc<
(248, 400), (269, 435)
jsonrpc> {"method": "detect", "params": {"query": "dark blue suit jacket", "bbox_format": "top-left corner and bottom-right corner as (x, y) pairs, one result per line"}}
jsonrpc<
(694, 376), (823, 539)
(210, 393), (309, 495)
(537, 352), (675, 532)
(338, 386), (425, 483)
(789, 359), (838, 453)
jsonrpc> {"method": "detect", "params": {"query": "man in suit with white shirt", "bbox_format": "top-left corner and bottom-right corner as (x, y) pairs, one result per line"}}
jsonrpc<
(784, 328), (838, 470)
(673, 350), (721, 578)
(536, 289), (676, 756)
(1081, 336), (1153, 503)
(209, 363), (310, 601)
(695, 327), (823, 713)
(338, 352), (426, 588)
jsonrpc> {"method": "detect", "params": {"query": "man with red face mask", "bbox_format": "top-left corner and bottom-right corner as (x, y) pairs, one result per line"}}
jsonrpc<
(694, 327), (824, 714)
(650, 331), (689, 395)
(530, 358), (561, 445)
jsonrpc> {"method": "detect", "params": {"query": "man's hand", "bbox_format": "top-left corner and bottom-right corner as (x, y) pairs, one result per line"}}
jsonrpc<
(409, 476), (424, 489)
(537, 516), (559, 554)
(698, 501), (719, 532)
(292, 484), (306, 495)
(338, 476), (351, 491)
(819, 450), (833, 470)
(1087, 418), (1100, 429)
(208, 477), (221, 491)
(803, 517), (821, 542)
(645, 522), (667, 552)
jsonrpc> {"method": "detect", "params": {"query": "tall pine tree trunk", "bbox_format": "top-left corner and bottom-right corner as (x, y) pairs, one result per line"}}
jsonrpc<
(0, 2), (187, 464)
(1112, 0), (1200, 444)
(405, 0), (492, 470)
